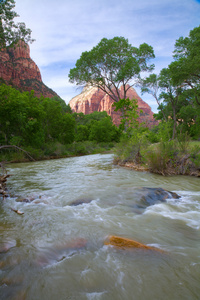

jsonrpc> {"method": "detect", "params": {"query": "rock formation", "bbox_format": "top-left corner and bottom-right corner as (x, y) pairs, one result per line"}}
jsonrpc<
(0, 40), (58, 98)
(69, 85), (158, 127)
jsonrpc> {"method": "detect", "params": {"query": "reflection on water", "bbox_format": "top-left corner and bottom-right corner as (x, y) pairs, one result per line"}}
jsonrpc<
(0, 154), (200, 300)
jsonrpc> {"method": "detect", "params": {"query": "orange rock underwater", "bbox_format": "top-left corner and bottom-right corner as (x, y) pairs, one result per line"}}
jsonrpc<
(104, 235), (164, 253)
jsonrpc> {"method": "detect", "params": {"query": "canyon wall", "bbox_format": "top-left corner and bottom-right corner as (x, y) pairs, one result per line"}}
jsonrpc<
(0, 40), (58, 98)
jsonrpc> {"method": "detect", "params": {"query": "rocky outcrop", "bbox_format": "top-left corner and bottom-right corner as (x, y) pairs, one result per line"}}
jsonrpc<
(0, 40), (58, 98)
(69, 85), (158, 127)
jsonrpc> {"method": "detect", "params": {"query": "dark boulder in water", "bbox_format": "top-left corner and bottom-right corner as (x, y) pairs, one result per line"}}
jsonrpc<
(135, 187), (180, 209)
(69, 198), (93, 206)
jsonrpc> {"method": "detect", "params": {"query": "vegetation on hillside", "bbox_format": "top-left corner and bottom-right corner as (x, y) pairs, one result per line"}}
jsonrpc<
(0, 84), (120, 162)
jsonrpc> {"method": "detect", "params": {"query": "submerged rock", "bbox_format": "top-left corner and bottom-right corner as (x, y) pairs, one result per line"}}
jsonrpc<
(69, 198), (93, 206)
(15, 195), (40, 203)
(0, 239), (16, 253)
(36, 238), (87, 267)
(135, 187), (180, 209)
(104, 235), (164, 253)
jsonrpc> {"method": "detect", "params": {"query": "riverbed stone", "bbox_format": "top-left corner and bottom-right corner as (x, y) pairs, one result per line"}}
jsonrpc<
(69, 198), (93, 206)
(36, 238), (87, 267)
(104, 235), (164, 252)
(0, 239), (16, 253)
(135, 187), (180, 209)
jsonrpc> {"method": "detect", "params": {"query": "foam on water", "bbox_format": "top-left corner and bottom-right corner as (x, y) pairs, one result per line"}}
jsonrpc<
(143, 191), (200, 229)
(86, 291), (107, 300)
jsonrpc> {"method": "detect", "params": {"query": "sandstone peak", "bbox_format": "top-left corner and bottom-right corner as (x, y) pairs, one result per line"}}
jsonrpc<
(0, 40), (58, 98)
(69, 85), (158, 127)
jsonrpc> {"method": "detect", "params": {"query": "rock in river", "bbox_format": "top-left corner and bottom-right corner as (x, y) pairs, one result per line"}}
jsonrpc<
(135, 187), (180, 209)
(104, 235), (165, 253)
(69, 198), (94, 206)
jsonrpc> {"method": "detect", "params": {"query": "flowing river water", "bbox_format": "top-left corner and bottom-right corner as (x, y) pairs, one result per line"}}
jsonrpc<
(0, 153), (200, 300)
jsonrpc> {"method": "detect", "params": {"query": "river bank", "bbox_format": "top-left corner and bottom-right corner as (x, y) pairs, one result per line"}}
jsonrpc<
(114, 158), (200, 177)
(113, 140), (200, 177)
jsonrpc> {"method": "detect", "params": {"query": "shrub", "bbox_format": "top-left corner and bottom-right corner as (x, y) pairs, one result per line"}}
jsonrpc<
(145, 140), (178, 175)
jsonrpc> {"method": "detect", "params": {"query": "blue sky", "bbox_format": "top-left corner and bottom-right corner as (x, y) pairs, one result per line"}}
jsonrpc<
(15, 0), (200, 112)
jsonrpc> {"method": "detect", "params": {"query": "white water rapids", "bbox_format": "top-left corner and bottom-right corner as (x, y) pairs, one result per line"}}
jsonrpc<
(0, 154), (200, 300)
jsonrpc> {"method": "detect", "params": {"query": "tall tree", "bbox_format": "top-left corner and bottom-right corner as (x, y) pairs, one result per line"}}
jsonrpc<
(158, 68), (183, 139)
(0, 0), (34, 48)
(142, 68), (184, 139)
(69, 37), (155, 103)
(169, 25), (200, 105)
(141, 73), (167, 122)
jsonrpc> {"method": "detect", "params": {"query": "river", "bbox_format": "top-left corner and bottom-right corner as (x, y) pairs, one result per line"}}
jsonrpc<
(0, 153), (200, 300)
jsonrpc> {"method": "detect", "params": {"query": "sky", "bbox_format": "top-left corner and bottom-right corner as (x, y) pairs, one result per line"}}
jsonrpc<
(14, 0), (200, 112)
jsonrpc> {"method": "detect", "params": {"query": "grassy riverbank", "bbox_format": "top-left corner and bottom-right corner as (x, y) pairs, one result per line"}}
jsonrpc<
(114, 139), (200, 177)
(0, 141), (115, 163)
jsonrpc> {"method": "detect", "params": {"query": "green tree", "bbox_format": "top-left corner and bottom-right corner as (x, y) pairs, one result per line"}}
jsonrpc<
(158, 68), (184, 139)
(113, 97), (140, 132)
(75, 125), (89, 142)
(89, 117), (119, 143)
(169, 25), (200, 106)
(141, 74), (167, 122)
(69, 37), (154, 103)
(58, 113), (75, 144)
(50, 95), (72, 113)
(0, 85), (45, 147)
(142, 68), (185, 139)
(0, 0), (34, 48)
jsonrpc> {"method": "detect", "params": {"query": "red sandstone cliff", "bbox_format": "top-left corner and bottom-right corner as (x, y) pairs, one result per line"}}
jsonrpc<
(69, 85), (158, 127)
(0, 40), (58, 98)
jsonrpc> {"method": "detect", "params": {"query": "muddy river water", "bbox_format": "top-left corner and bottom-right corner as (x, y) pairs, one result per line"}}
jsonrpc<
(0, 153), (200, 300)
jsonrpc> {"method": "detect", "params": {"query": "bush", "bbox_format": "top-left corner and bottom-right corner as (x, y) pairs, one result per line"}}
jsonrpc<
(114, 129), (148, 164)
(145, 140), (178, 174)
(176, 132), (190, 153)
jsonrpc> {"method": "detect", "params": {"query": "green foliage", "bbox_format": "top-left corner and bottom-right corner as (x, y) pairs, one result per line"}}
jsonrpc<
(88, 118), (120, 143)
(0, 84), (118, 161)
(73, 111), (120, 143)
(141, 26), (200, 142)
(145, 140), (178, 175)
(170, 26), (200, 106)
(113, 98), (139, 132)
(69, 36), (154, 103)
(50, 96), (71, 113)
(0, 0), (35, 47)
(0, 84), (76, 149)
(0, 84), (45, 147)
(75, 125), (89, 142)
(114, 127), (149, 164)
(190, 144), (200, 169)
(176, 132), (190, 153)
(58, 113), (75, 144)
(63, 141), (114, 156)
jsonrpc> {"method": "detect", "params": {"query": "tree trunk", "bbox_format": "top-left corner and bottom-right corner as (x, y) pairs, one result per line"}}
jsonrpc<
(172, 105), (177, 139)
